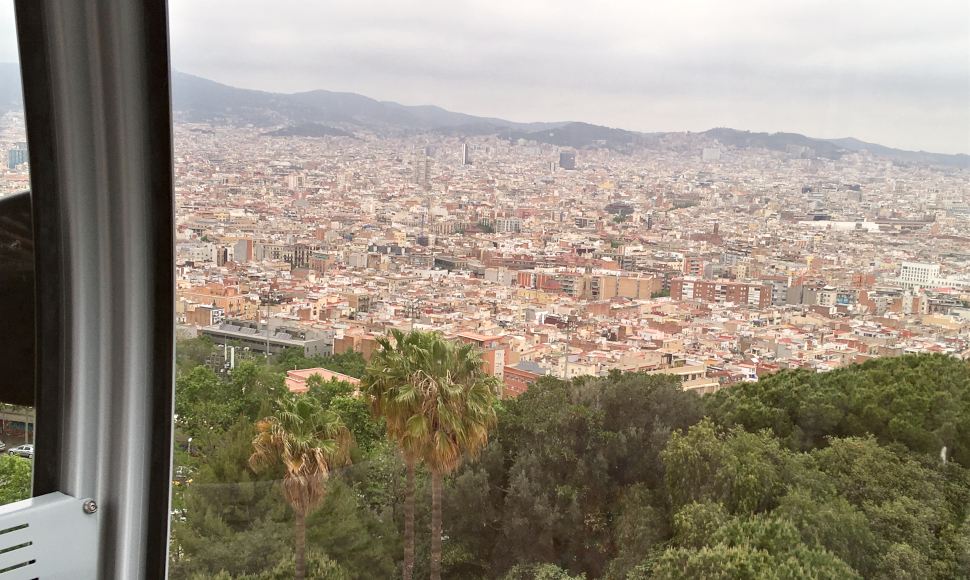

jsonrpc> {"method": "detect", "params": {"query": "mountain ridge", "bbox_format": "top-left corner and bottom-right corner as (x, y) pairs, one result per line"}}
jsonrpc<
(0, 63), (965, 167)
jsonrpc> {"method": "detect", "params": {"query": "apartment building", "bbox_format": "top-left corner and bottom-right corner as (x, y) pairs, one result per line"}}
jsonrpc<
(671, 277), (772, 308)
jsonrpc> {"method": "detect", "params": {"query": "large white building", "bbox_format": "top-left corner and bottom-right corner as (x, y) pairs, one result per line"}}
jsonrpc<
(896, 262), (970, 292)
(899, 262), (941, 289)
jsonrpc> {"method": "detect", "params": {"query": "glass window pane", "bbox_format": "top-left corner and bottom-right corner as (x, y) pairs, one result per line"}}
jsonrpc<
(168, 2), (970, 578)
(0, 0), (35, 508)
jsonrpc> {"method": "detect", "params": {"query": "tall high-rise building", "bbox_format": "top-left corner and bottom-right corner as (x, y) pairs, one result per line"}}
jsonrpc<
(285, 173), (305, 189)
(559, 150), (576, 170)
(7, 142), (28, 169)
(413, 150), (431, 188)
(461, 143), (471, 165)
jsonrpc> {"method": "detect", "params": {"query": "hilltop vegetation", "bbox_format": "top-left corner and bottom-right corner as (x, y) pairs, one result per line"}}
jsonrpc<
(164, 344), (970, 579)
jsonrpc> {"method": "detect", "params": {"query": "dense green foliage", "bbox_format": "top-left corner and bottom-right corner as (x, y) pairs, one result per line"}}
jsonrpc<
(249, 395), (354, 580)
(275, 348), (368, 379)
(172, 419), (291, 578)
(170, 340), (388, 579)
(170, 346), (970, 579)
(707, 354), (970, 463)
(0, 455), (30, 504)
(175, 361), (283, 435)
(305, 375), (384, 454)
(177, 337), (367, 380)
(480, 373), (704, 577)
(362, 329), (500, 580)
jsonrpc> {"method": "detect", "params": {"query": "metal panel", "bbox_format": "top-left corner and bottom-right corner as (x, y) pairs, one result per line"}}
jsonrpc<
(0, 492), (99, 579)
(14, 0), (175, 578)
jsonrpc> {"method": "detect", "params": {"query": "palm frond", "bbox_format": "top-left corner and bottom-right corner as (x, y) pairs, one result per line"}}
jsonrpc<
(249, 395), (355, 515)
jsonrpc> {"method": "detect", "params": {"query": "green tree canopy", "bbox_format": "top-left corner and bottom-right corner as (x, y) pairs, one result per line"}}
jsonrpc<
(250, 395), (354, 580)
(708, 354), (970, 464)
(0, 455), (31, 505)
(170, 342), (970, 580)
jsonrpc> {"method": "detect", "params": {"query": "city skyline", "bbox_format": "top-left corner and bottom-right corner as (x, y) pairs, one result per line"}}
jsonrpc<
(2, 3), (970, 578)
(0, 1), (968, 154)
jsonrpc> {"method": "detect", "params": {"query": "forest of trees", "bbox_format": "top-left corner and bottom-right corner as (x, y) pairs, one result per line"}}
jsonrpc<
(162, 338), (970, 579)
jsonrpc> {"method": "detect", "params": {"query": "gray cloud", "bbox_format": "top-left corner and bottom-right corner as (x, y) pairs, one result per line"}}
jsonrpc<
(3, 1), (968, 152)
(166, 0), (969, 153)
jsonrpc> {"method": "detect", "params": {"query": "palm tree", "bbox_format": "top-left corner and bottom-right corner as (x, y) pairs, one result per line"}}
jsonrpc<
(365, 330), (498, 580)
(398, 334), (497, 580)
(415, 338), (498, 580)
(363, 329), (432, 580)
(249, 395), (353, 580)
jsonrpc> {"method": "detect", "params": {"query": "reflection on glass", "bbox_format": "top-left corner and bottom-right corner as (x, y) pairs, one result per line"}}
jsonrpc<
(169, 0), (970, 578)
(0, 66), (28, 198)
(170, 341), (401, 579)
(0, 1), (34, 510)
(0, 405), (32, 505)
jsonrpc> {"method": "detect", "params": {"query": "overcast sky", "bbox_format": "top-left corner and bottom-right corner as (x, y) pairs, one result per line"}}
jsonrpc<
(2, 1), (969, 153)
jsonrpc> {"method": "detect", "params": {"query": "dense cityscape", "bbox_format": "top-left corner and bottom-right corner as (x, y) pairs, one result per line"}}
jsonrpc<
(5, 80), (970, 391)
(3, 76), (970, 578)
(2, 0), (970, 576)
(147, 118), (970, 395)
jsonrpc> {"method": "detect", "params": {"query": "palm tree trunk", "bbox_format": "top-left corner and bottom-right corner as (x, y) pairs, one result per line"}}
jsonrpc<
(295, 509), (307, 580)
(403, 459), (416, 580)
(430, 470), (443, 580)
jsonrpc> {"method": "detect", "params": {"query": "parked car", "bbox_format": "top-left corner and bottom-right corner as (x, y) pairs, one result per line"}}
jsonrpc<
(8, 444), (33, 459)
(0, 440), (6, 451)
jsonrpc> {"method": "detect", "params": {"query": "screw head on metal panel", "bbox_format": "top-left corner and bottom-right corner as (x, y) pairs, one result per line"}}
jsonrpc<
(82, 499), (98, 514)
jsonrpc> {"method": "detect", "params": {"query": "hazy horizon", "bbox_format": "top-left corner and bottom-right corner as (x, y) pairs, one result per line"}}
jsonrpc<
(169, 68), (969, 156)
(1, 0), (968, 154)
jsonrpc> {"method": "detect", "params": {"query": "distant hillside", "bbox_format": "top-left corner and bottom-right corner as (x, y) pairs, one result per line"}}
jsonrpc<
(262, 123), (354, 138)
(701, 128), (845, 159)
(698, 128), (970, 169)
(510, 121), (640, 150)
(173, 72), (561, 133)
(826, 136), (970, 168)
(378, 101), (560, 134)
(0, 64), (966, 167)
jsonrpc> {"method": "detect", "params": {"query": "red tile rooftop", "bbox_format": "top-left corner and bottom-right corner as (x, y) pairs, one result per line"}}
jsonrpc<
(286, 367), (361, 393)
(455, 331), (501, 343)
